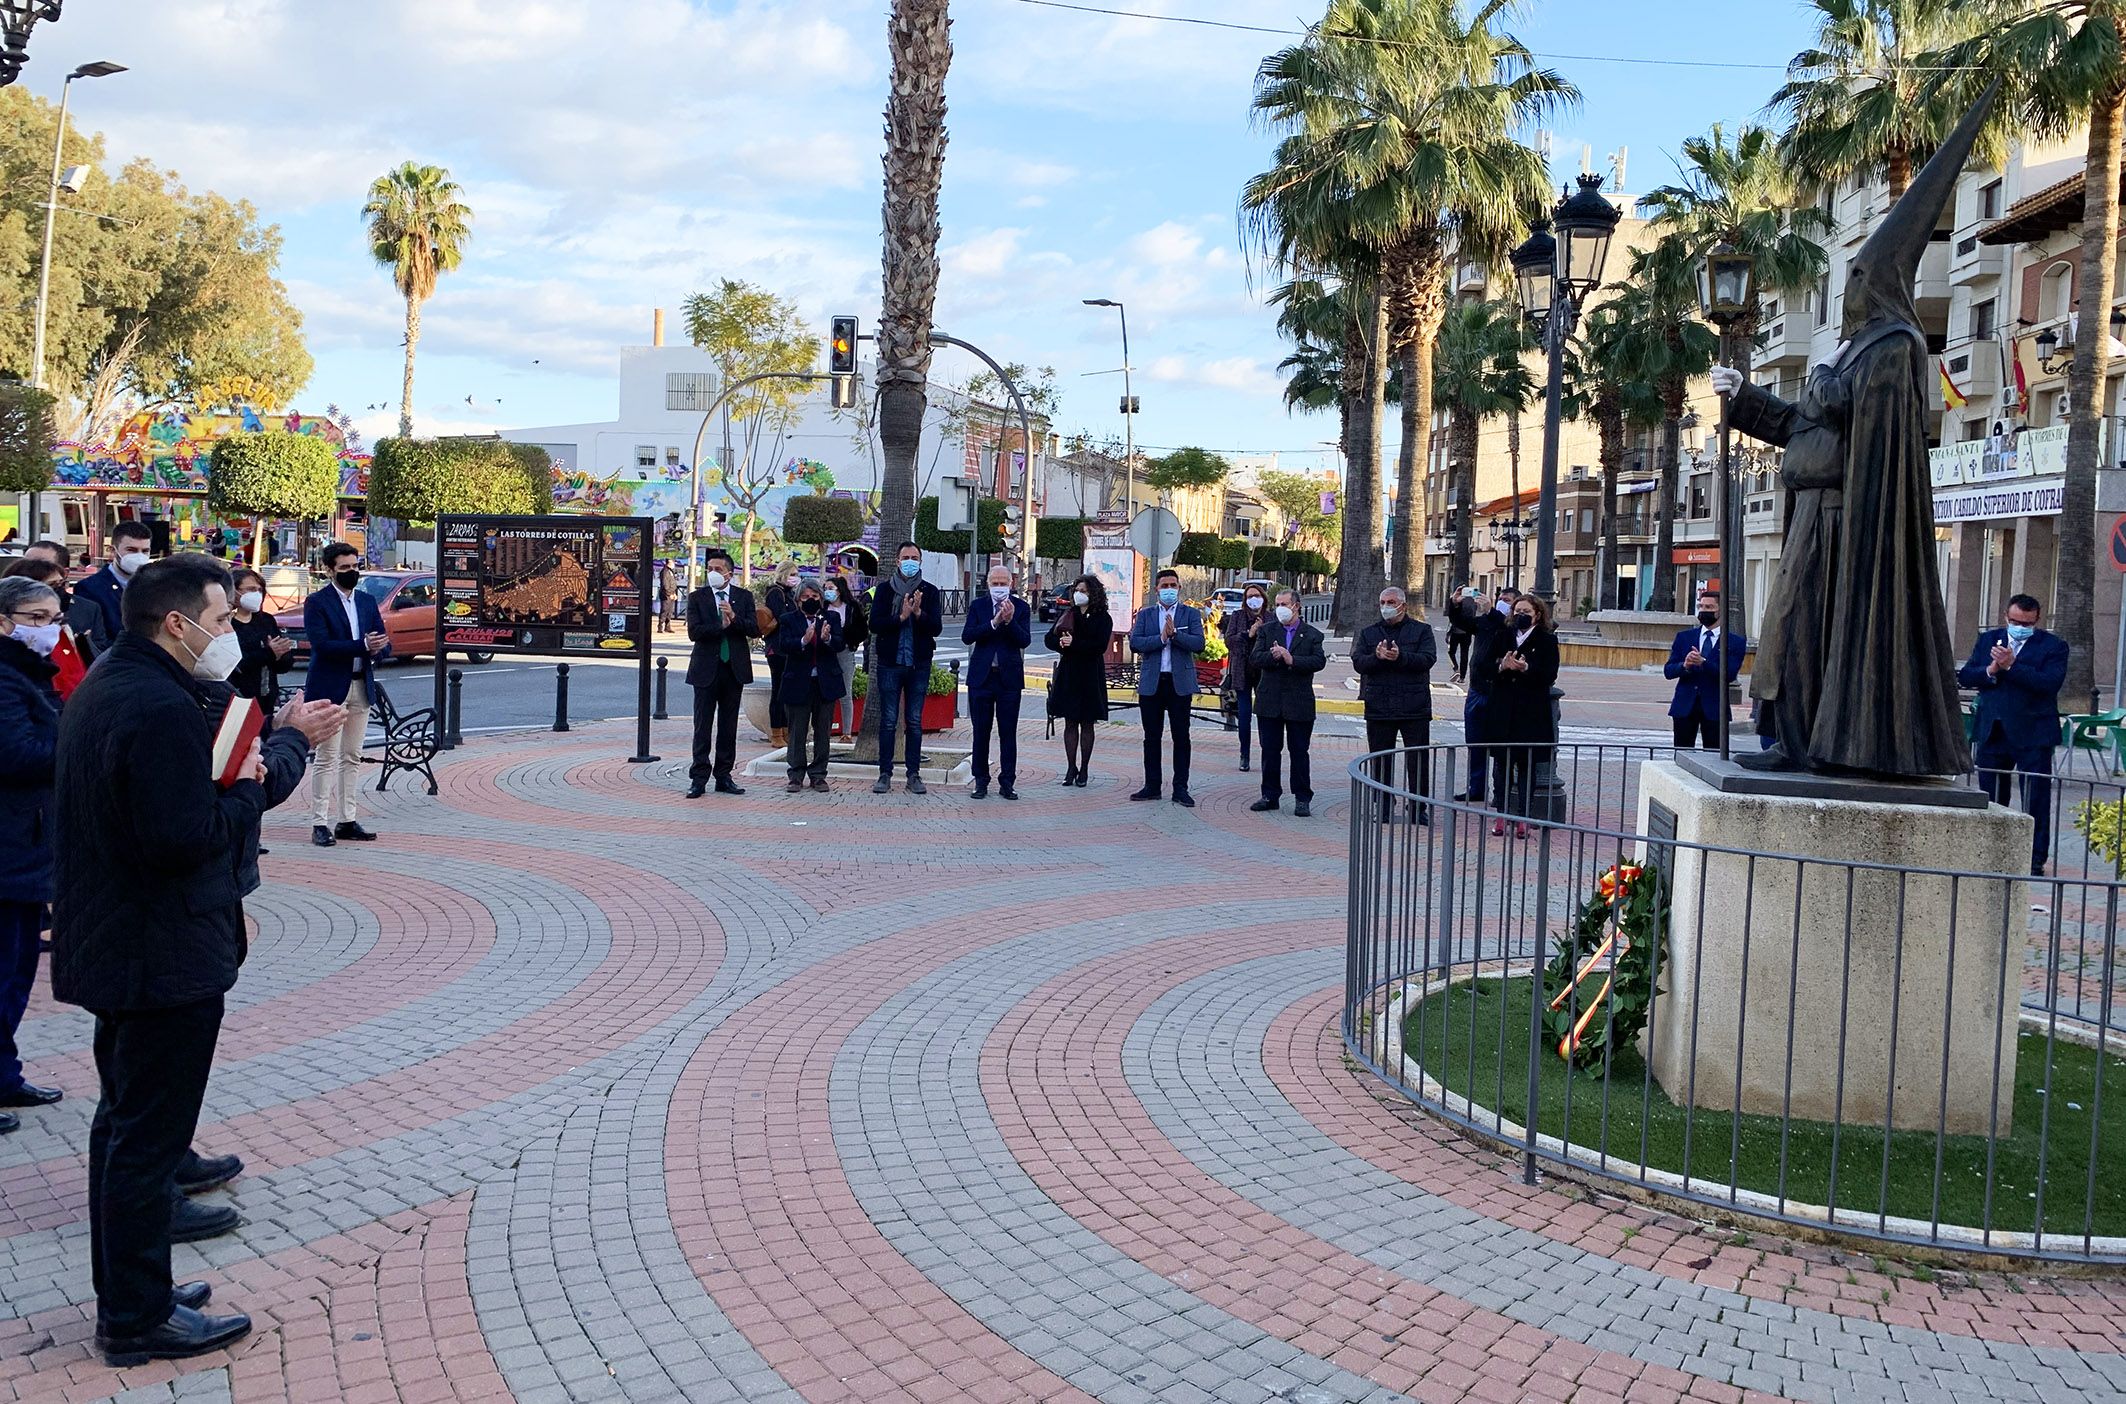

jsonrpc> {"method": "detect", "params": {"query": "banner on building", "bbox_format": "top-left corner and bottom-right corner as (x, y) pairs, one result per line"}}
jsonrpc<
(1931, 478), (2065, 525)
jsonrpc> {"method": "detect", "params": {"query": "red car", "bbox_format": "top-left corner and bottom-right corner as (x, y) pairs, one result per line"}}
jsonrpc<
(276, 570), (496, 666)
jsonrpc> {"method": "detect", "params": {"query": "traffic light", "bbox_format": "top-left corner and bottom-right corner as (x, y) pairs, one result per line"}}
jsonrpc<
(1119, 395), (1140, 415)
(998, 505), (1024, 560)
(829, 315), (858, 375)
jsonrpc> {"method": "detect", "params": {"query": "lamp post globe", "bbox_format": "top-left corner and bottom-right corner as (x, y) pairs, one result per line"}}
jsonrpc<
(1553, 173), (1622, 300)
(1697, 240), (1757, 329)
(1509, 221), (1556, 327)
(1695, 239), (1757, 763)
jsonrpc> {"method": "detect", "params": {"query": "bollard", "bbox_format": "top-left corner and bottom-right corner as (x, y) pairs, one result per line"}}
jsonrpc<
(553, 663), (571, 733)
(653, 656), (670, 720)
(444, 668), (465, 749)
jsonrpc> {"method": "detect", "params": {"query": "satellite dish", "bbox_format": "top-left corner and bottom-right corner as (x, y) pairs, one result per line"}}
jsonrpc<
(1128, 506), (1184, 562)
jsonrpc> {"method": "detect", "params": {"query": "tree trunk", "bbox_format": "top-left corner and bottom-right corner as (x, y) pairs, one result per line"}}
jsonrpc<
(1448, 411), (1478, 590)
(742, 518), (756, 587)
(251, 518), (266, 568)
(399, 294), (420, 439)
(1648, 389), (1683, 612)
(1598, 407), (1622, 610)
(1332, 293), (1380, 634)
(1885, 145), (1912, 202)
(2062, 83), (2124, 707)
(1506, 407), (1523, 592)
(1350, 286), (1391, 620)
(1391, 250), (1445, 592)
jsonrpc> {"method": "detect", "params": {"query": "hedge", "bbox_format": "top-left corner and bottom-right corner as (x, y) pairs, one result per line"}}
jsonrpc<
(207, 431), (340, 521)
(1250, 544), (1287, 574)
(1289, 549), (1333, 577)
(366, 437), (555, 522)
(913, 493), (1004, 555)
(1035, 515), (1089, 563)
(0, 382), (56, 496)
(782, 495), (866, 545)
(1215, 537), (1252, 571)
(1172, 531), (1223, 568)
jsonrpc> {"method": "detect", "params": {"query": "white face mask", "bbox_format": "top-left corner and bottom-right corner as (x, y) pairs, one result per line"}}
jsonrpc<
(13, 622), (61, 657)
(1380, 604), (1401, 621)
(1072, 591), (1089, 607)
(1274, 605), (1295, 625)
(989, 584), (1010, 602)
(704, 570), (727, 590)
(181, 616), (243, 681)
(117, 550), (150, 576)
(1245, 597), (1263, 611)
(238, 591), (265, 613)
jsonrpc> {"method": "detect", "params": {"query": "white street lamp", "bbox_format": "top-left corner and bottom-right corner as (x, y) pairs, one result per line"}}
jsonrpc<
(31, 58), (125, 390)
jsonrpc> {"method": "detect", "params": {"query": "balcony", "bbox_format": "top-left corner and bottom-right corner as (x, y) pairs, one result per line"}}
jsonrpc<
(1941, 345), (2001, 403)
(1916, 234), (1952, 303)
(1949, 231), (2005, 287)
(1756, 315), (1818, 368)
(1455, 261), (1488, 296)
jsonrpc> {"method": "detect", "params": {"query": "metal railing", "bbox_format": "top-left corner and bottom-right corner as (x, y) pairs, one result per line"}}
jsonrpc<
(1345, 743), (2126, 1263)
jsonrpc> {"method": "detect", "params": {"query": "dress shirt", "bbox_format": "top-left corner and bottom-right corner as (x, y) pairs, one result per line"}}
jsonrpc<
(1159, 607), (1175, 673)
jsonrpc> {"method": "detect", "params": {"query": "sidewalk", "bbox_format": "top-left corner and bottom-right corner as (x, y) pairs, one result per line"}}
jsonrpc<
(4, 719), (2120, 1401)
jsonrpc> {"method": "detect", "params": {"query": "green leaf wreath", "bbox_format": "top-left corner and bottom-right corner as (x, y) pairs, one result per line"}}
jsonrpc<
(1541, 859), (1669, 1070)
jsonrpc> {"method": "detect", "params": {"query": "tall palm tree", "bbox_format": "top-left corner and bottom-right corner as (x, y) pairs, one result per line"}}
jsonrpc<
(1604, 257), (1718, 612)
(362, 163), (472, 439)
(875, 0), (953, 552)
(1562, 302), (1664, 610)
(1433, 297), (1535, 589)
(1774, 0), (2004, 200)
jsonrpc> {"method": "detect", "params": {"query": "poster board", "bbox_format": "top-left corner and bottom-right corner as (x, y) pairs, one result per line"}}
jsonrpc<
(1083, 520), (1138, 631)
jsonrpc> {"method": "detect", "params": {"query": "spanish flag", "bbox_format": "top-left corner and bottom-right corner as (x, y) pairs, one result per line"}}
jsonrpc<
(51, 625), (87, 700)
(1940, 358), (1969, 409)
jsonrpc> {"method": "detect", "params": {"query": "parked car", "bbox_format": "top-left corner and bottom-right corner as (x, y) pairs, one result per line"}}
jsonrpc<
(1038, 586), (1076, 622)
(257, 564), (323, 614)
(1210, 587), (1245, 615)
(276, 570), (496, 666)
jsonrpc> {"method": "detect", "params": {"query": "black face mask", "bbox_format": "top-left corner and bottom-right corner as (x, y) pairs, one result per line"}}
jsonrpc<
(1697, 610), (1719, 627)
(801, 597), (820, 614)
(1513, 614), (1535, 628)
(334, 568), (361, 590)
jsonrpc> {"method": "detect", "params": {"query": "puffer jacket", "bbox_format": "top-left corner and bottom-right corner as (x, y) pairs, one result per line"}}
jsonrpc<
(0, 634), (61, 903)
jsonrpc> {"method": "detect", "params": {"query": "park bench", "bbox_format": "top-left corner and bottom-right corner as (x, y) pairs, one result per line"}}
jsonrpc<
(361, 680), (441, 796)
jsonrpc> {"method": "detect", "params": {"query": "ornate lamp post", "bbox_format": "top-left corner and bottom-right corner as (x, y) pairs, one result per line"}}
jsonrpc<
(1, 1), (64, 88)
(1696, 240), (1756, 761)
(1512, 173), (1623, 608)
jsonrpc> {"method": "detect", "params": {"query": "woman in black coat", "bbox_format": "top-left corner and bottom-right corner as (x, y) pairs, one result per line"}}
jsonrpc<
(1487, 593), (1561, 835)
(228, 567), (296, 710)
(1042, 573), (1113, 786)
(0, 576), (64, 1121)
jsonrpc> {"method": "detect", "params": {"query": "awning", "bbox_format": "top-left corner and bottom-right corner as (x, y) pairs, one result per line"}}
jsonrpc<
(1978, 170), (2126, 246)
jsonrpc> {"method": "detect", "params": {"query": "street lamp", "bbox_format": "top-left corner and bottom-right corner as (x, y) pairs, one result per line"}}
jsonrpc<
(1513, 172), (1623, 608)
(1696, 239), (1757, 763)
(1082, 298), (1135, 518)
(1, 1), (64, 88)
(31, 58), (125, 390)
(1489, 514), (1528, 590)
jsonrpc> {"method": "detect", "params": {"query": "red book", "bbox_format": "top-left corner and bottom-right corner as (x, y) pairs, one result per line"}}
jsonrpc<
(50, 626), (87, 700)
(211, 696), (264, 789)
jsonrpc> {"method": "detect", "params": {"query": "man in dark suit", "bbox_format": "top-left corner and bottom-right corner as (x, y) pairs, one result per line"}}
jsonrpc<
(1958, 592), (2069, 876)
(869, 541), (945, 794)
(685, 546), (758, 798)
(1249, 588), (1327, 816)
(1128, 567), (1207, 807)
(1449, 588), (1515, 800)
(1664, 589), (1747, 749)
(962, 564), (1032, 799)
(1352, 585), (1437, 822)
(72, 520), (154, 658)
(53, 554), (342, 1366)
(301, 542), (392, 846)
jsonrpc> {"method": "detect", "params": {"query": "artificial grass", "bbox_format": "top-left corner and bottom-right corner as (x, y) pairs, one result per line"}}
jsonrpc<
(1404, 976), (2126, 1243)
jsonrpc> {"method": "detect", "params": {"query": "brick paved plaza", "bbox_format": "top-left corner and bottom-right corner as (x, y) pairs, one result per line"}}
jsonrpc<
(4, 715), (2126, 1403)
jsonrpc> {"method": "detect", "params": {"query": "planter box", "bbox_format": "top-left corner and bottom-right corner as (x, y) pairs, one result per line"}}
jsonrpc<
(1197, 659), (1226, 689)
(844, 692), (958, 735)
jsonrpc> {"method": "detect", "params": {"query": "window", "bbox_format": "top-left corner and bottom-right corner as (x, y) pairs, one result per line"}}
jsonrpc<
(1814, 273), (1831, 328)
(1970, 298), (1997, 341)
(393, 580), (437, 609)
(1581, 509), (1594, 534)
(665, 447), (681, 467)
(1690, 483), (1709, 518)
(1560, 507), (1572, 533)
(635, 445), (657, 469)
(665, 372), (717, 411)
(1979, 181), (2002, 221)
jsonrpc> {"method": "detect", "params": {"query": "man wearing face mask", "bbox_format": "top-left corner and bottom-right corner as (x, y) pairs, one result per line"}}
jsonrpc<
(1352, 586), (1438, 822)
(51, 555), (344, 1366)
(685, 548), (760, 798)
(302, 544), (392, 846)
(962, 564), (1032, 799)
(869, 542), (944, 794)
(0, 577), (66, 1135)
(1959, 594), (2068, 876)
(1663, 590), (1747, 750)
(1220, 586), (1269, 771)
(1127, 568), (1206, 806)
(758, 564), (799, 750)
(1248, 589), (1327, 816)
(74, 520), (155, 658)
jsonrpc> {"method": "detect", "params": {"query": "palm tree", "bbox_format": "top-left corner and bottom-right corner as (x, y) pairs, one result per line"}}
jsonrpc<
(1774, 0), (2004, 200)
(1433, 297), (1534, 589)
(875, 0), (953, 552)
(362, 163), (472, 439)
(1562, 303), (1663, 610)
(1604, 258), (1718, 612)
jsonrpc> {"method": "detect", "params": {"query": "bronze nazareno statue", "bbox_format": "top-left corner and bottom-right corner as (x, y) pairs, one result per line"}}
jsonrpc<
(1720, 84), (1996, 779)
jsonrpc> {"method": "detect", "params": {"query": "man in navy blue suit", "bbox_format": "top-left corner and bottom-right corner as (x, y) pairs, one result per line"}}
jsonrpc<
(301, 543), (392, 847)
(962, 564), (1032, 800)
(1959, 593), (2069, 876)
(1664, 589), (1747, 749)
(72, 521), (154, 658)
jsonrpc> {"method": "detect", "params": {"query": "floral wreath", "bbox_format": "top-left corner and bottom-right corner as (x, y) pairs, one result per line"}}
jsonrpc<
(1541, 859), (1668, 1069)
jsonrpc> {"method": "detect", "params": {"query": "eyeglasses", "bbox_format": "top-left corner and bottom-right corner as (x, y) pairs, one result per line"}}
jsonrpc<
(6, 610), (61, 626)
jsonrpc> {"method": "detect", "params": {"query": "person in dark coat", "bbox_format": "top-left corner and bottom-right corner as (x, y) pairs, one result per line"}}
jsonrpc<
(758, 564), (798, 748)
(1450, 588), (1517, 801)
(0, 576), (65, 1133)
(1352, 585), (1438, 823)
(775, 579), (844, 793)
(1958, 592), (2070, 876)
(1487, 593), (1561, 834)
(869, 542), (945, 794)
(685, 547), (759, 798)
(963, 565), (1032, 799)
(227, 567), (296, 712)
(1664, 589), (1747, 749)
(72, 520), (154, 658)
(1247, 589), (1327, 816)
(1220, 585), (1270, 771)
(1445, 585), (1474, 683)
(51, 554), (343, 1367)
(1043, 573), (1112, 787)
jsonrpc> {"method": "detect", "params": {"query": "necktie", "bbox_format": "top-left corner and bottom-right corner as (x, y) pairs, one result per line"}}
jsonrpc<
(719, 594), (730, 663)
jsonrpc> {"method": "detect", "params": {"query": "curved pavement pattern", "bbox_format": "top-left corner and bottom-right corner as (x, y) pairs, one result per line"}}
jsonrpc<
(3, 715), (2124, 1404)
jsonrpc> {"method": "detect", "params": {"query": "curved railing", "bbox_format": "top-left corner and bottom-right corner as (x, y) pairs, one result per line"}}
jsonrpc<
(1344, 743), (2126, 1264)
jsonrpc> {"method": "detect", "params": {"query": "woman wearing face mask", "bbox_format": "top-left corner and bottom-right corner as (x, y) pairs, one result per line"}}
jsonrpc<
(0, 576), (65, 1130)
(1487, 593), (1560, 838)
(822, 572), (869, 738)
(1219, 587), (1269, 771)
(1042, 574), (1112, 785)
(227, 569), (296, 711)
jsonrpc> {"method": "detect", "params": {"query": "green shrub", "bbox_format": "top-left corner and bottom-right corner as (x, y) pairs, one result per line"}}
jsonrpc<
(207, 431), (340, 521)
(782, 495), (866, 545)
(913, 494), (1004, 554)
(367, 437), (555, 522)
(1251, 543), (1287, 574)
(1173, 531), (1222, 568)
(0, 382), (57, 496)
(1036, 515), (1088, 563)
(1216, 537), (1253, 571)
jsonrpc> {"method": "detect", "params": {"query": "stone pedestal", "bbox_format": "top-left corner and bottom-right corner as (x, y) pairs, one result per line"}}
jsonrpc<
(1638, 761), (2028, 1136)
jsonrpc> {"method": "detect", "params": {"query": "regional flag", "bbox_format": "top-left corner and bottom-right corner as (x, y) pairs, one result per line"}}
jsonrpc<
(1940, 358), (1969, 409)
(51, 625), (87, 700)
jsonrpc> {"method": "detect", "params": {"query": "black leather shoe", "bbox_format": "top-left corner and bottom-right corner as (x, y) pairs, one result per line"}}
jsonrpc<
(1249, 798), (1278, 813)
(0, 1111), (16, 1135)
(0, 1082), (62, 1108)
(971, 784), (988, 799)
(714, 778), (746, 795)
(170, 1197), (240, 1244)
(97, 1304), (252, 1368)
(999, 785), (1018, 801)
(685, 782), (707, 798)
(256, 845), (271, 856)
(1072, 772), (1089, 788)
(1129, 788), (1160, 802)
(1239, 759), (1251, 772)
(1294, 801), (1312, 818)
(173, 1282), (212, 1311)
(333, 821), (378, 841)
(311, 826), (336, 847)
(1172, 791), (1196, 808)
(176, 1151), (243, 1195)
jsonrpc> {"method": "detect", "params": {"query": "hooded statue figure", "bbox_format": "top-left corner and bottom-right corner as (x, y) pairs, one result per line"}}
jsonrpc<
(1722, 83), (1997, 778)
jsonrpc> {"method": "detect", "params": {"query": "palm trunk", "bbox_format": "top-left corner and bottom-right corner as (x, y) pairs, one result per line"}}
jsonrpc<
(1885, 145), (1912, 202)
(1393, 285), (1444, 594)
(1507, 408), (1522, 592)
(1448, 410), (1478, 589)
(1649, 392), (1683, 612)
(399, 294), (420, 439)
(2062, 83), (2124, 707)
(1352, 286), (1391, 618)
(1598, 408), (1622, 610)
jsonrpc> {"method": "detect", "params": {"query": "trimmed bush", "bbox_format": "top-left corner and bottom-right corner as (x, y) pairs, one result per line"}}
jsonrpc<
(782, 495), (866, 545)
(1215, 537), (1252, 571)
(1172, 531), (1222, 568)
(913, 494), (1004, 555)
(208, 431), (340, 521)
(367, 437), (554, 522)
(1036, 515), (1089, 563)
(0, 382), (57, 496)
(1250, 543), (1287, 575)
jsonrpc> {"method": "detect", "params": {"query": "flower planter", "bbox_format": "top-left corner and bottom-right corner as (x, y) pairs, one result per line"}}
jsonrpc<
(842, 692), (958, 736)
(1196, 659), (1226, 689)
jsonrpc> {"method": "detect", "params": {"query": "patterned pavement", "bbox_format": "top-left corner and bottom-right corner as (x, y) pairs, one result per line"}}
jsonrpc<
(3, 712), (2125, 1403)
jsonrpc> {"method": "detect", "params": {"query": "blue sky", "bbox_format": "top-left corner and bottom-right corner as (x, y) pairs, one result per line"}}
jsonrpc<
(23, 0), (1817, 474)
